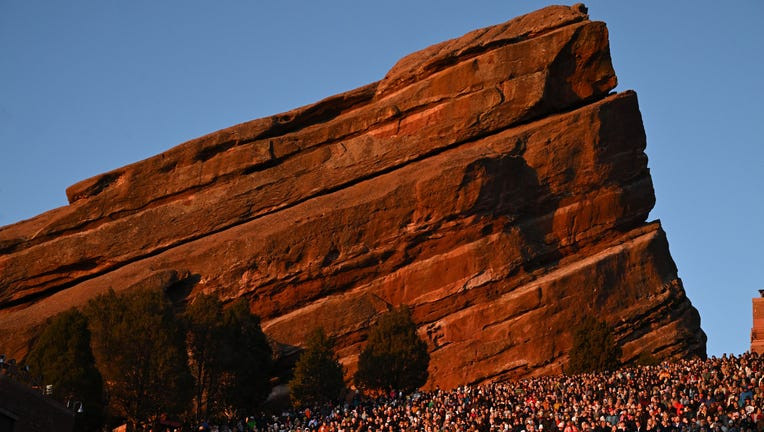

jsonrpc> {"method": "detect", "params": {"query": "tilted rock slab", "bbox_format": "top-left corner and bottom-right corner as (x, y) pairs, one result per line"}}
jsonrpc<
(0, 4), (705, 388)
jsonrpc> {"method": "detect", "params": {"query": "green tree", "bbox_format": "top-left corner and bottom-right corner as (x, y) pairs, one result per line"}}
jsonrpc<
(354, 305), (429, 393)
(85, 288), (192, 427)
(566, 315), (622, 374)
(634, 351), (659, 366)
(289, 328), (345, 407)
(184, 294), (226, 422)
(24, 308), (104, 431)
(217, 299), (272, 418)
(184, 295), (273, 421)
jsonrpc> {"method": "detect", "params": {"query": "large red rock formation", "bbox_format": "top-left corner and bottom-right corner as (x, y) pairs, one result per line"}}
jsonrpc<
(0, 4), (705, 388)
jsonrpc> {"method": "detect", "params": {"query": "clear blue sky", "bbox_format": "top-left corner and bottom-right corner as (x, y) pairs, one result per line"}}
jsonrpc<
(1, 1), (762, 356)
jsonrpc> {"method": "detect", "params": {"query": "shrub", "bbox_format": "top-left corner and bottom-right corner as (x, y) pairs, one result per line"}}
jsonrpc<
(634, 351), (659, 366)
(354, 305), (429, 393)
(290, 328), (345, 407)
(566, 315), (622, 374)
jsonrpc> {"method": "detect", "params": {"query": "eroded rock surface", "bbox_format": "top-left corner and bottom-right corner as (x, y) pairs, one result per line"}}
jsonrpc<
(0, 4), (705, 388)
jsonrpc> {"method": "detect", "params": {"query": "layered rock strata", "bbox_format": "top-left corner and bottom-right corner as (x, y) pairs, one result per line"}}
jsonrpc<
(0, 4), (705, 388)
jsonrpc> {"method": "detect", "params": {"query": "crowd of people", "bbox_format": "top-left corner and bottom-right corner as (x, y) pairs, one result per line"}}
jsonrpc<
(205, 352), (764, 432)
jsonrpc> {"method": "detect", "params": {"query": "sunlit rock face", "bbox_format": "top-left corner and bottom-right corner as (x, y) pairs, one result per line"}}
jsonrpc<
(0, 4), (705, 388)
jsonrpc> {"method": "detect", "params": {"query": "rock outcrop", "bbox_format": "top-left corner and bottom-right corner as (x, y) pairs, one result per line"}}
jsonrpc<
(0, 4), (705, 388)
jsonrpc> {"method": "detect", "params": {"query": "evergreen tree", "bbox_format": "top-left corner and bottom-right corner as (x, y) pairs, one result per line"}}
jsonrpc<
(289, 328), (345, 407)
(184, 296), (273, 421)
(85, 288), (192, 427)
(24, 308), (104, 431)
(184, 293), (225, 422)
(354, 305), (429, 393)
(217, 299), (272, 418)
(566, 315), (622, 374)
(634, 351), (659, 366)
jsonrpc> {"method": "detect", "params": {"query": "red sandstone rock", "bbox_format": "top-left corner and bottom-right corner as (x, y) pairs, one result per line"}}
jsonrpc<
(0, 4), (705, 388)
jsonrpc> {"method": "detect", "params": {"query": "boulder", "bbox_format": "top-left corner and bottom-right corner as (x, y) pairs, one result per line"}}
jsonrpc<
(0, 4), (705, 388)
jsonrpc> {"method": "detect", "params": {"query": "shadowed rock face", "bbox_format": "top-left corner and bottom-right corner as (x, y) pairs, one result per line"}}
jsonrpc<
(0, 4), (705, 388)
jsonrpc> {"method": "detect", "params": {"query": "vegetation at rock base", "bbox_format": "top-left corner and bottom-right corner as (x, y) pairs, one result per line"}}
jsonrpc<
(23, 291), (273, 428)
(214, 298), (273, 418)
(24, 308), (105, 431)
(634, 351), (659, 366)
(84, 288), (193, 427)
(185, 294), (274, 420)
(289, 327), (345, 407)
(354, 305), (430, 393)
(184, 293), (226, 421)
(566, 315), (622, 374)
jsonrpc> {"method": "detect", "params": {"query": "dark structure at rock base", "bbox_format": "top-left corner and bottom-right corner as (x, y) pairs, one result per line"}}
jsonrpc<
(0, 375), (75, 432)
